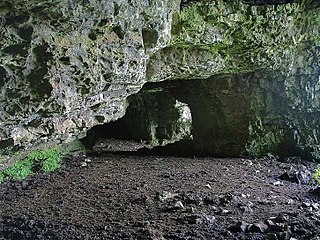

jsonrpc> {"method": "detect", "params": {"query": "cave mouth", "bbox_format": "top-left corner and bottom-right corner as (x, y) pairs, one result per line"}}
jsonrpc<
(81, 81), (195, 157)
(81, 71), (316, 160)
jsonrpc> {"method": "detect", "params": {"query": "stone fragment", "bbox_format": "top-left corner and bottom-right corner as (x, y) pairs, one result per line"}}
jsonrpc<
(279, 170), (311, 184)
(266, 233), (278, 240)
(273, 181), (283, 186)
(174, 201), (184, 209)
(287, 199), (294, 205)
(81, 162), (88, 167)
(248, 221), (268, 233)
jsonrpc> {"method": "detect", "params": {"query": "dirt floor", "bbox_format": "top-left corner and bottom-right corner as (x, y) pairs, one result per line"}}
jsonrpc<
(0, 139), (319, 240)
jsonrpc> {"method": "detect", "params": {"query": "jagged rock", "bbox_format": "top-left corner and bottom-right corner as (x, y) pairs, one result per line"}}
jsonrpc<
(0, 0), (319, 162)
(279, 169), (311, 184)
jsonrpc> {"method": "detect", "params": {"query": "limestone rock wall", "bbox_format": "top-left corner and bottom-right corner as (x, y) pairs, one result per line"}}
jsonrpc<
(0, 0), (179, 153)
(0, 0), (319, 160)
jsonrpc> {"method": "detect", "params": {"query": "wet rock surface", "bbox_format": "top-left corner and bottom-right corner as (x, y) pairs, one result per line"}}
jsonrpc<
(0, 140), (319, 240)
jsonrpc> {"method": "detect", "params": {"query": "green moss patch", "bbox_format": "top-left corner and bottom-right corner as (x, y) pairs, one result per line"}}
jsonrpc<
(0, 147), (61, 182)
(310, 166), (320, 185)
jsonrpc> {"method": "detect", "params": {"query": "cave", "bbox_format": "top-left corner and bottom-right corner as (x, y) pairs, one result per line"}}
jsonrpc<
(1, 0), (320, 239)
(82, 80), (195, 156)
(82, 70), (316, 159)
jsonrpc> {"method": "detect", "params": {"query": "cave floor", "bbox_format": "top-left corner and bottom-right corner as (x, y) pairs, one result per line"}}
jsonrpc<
(0, 140), (319, 240)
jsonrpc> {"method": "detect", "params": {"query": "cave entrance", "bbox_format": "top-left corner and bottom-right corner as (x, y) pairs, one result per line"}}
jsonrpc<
(82, 81), (194, 156)
(82, 75), (252, 157)
(82, 72), (318, 159)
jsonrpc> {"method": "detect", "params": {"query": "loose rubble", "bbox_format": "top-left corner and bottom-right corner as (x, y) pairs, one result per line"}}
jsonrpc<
(0, 148), (319, 239)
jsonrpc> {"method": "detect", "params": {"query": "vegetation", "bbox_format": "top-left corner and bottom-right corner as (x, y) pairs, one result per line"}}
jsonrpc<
(310, 166), (320, 185)
(0, 147), (62, 182)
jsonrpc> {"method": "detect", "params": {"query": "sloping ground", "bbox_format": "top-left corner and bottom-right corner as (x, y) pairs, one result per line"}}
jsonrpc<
(0, 142), (319, 240)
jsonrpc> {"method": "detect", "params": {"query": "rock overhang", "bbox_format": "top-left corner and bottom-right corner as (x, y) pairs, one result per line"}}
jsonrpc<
(0, 0), (319, 162)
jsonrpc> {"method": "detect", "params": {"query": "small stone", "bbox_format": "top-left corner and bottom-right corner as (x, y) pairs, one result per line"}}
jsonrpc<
(287, 199), (294, 205)
(81, 162), (88, 167)
(266, 233), (278, 240)
(273, 181), (282, 186)
(211, 206), (218, 212)
(266, 219), (282, 231)
(303, 202), (311, 207)
(186, 207), (196, 213)
(174, 201), (184, 209)
(222, 209), (230, 214)
(84, 158), (92, 163)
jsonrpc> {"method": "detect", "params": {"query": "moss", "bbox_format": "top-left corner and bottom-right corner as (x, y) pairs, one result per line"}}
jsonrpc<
(168, 0), (319, 76)
(310, 166), (320, 185)
(4, 158), (34, 180)
(25, 147), (61, 172)
(0, 146), (62, 183)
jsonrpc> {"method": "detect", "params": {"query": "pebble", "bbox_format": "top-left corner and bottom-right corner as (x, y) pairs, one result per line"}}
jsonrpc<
(186, 206), (196, 213)
(174, 201), (185, 209)
(303, 202), (311, 207)
(81, 162), (88, 167)
(266, 233), (278, 240)
(221, 209), (230, 214)
(273, 181), (283, 186)
(287, 199), (294, 205)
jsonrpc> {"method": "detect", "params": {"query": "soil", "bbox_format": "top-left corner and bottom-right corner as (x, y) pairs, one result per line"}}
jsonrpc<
(0, 139), (319, 240)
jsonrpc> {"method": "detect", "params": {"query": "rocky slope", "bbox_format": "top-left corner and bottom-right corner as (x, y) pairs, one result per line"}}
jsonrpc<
(0, 0), (319, 161)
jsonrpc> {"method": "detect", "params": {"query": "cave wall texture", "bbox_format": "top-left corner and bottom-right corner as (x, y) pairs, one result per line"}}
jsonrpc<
(0, 0), (319, 161)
